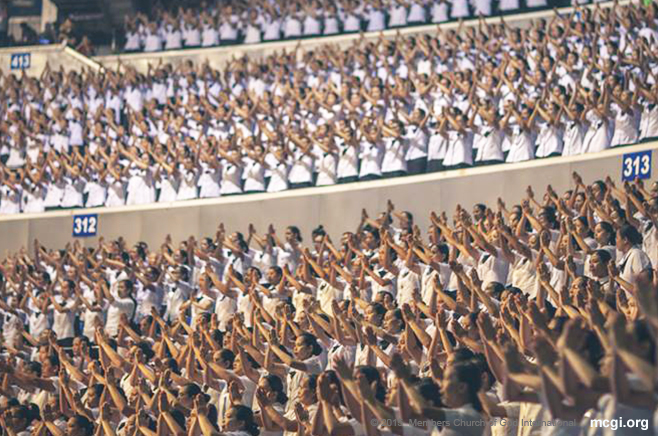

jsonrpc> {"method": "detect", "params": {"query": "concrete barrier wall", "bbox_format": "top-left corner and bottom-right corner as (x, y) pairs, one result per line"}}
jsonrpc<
(0, 142), (655, 254)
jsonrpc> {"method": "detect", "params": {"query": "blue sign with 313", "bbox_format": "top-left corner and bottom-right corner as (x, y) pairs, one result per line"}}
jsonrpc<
(10, 53), (31, 70)
(72, 214), (98, 237)
(622, 150), (652, 181)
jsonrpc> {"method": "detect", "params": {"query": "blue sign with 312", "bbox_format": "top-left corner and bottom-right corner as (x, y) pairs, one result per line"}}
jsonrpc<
(10, 53), (31, 70)
(622, 150), (652, 181)
(72, 214), (98, 237)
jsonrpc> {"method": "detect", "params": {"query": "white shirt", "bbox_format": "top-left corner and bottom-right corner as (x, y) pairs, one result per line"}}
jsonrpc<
(382, 138), (407, 173)
(106, 293), (136, 337)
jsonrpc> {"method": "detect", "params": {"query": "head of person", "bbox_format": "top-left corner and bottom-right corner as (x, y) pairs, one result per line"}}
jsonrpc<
(588, 249), (612, 279)
(66, 414), (94, 436)
(293, 333), (322, 360)
(383, 308), (405, 334)
(118, 279), (133, 298)
(177, 383), (202, 409)
(440, 360), (483, 410)
(258, 375), (288, 405)
(213, 349), (235, 369)
(285, 226), (302, 245)
(266, 266), (283, 286)
(594, 221), (615, 246)
(616, 224), (643, 253)
(298, 374), (318, 405)
(365, 302), (386, 326)
(222, 405), (259, 436)
(5, 405), (31, 432)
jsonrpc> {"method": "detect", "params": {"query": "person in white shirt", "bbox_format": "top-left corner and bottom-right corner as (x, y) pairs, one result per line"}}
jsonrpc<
(0, 171), (23, 214)
(402, 109), (430, 175)
(143, 22), (163, 52)
(163, 22), (183, 51)
(182, 17), (201, 47)
(50, 280), (79, 344)
(105, 279), (137, 337)
(243, 9), (264, 44)
(381, 121), (407, 178)
(201, 16), (220, 47)
(614, 224), (652, 294)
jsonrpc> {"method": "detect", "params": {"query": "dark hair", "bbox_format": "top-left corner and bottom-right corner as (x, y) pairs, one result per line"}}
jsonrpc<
(487, 282), (505, 300)
(287, 226), (303, 243)
(596, 221), (616, 245)
(436, 243), (450, 260)
(120, 279), (134, 292)
(263, 374), (288, 405)
(26, 361), (42, 377)
(218, 349), (236, 368)
(71, 414), (94, 436)
(593, 249), (612, 265)
(231, 405), (260, 436)
(618, 224), (643, 246)
(417, 378), (443, 407)
(299, 333), (322, 356)
(169, 409), (186, 431)
(369, 302), (387, 318)
(268, 266), (283, 278)
(355, 366), (386, 403)
(312, 225), (326, 239)
(182, 383), (202, 398)
(451, 348), (476, 363)
(137, 341), (155, 361)
(574, 216), (592, 238)
(451, 361), (483, 411)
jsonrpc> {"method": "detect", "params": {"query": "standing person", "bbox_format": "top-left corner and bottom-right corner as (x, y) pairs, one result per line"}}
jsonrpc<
(401, 108), (430, 175)
(443, 110), (474, 170)
(381, 120), (407, 178)
(125, 150), (156, 206)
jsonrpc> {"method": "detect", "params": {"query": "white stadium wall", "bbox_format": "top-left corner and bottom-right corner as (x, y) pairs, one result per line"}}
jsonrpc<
(0, 142), (655, 254)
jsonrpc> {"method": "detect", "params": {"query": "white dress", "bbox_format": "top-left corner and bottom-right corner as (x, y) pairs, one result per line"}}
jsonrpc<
(610, 105), (639, 147)
(582, 111), (611, 154)
(157, 173), (179, 203)
(105, 174), (126, 207)
(359, 142), (383, 178)
(431, 2), (449, 22)
(177, 168), (199, 201)
(267, 161), (289, 193)
(316, 152), (338, 186)
(499, 0), (519, 11)
(84, 174), (107, 208)
(198, 163), (221, 198)
(126, 167), (156, 206)
(450, 0), (470, 19)
(639, 100), (658, 140)
(506, 125), (535, 163)
(427, 132), (448, 162)
(61, 176), (84, 208)
(535, 121), (563, 158)
(471, 0), (491, 16)
(220, 162), (243, 195)
(0, 185), (21, 214)
(381, 138), (408, 173)
(562, 121), (585, 156)
(443, 131), (474, 167)
(336, 141), (359, 180)
(474, 127), (504, 162)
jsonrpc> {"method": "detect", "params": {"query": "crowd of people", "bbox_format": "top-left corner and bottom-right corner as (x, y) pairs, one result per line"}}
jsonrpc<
(0, 172), (657, 436)
(1, 1), (658, 214)
(122, 0), (553, 52)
